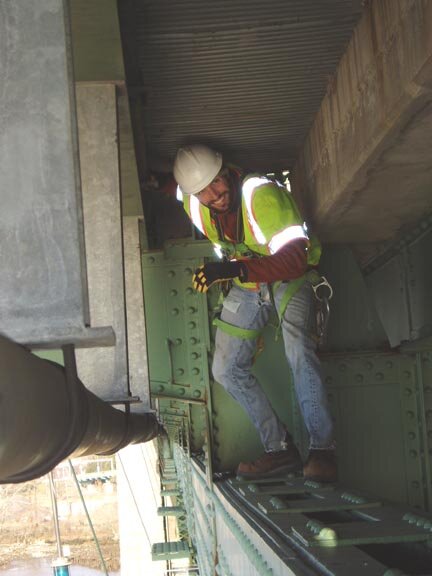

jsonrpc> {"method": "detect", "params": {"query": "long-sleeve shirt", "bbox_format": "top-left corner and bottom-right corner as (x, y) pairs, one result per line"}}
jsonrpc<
(214, 204), (309, 284)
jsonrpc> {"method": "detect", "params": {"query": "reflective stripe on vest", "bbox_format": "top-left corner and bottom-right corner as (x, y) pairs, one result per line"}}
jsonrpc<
(242, 176), (272, 244)
(190, 194), (206, 235)
(268, 224), (308, 254)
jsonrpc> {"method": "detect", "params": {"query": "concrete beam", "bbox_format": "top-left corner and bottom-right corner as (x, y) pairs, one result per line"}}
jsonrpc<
(0, 0), (113, 347)
(292, 0), (432, 246)
(75, 84), (129, 402)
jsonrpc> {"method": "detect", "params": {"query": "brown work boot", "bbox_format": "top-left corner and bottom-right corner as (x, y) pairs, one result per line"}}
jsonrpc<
(236, 442), (302, 479)
(303, 449), (337, 483)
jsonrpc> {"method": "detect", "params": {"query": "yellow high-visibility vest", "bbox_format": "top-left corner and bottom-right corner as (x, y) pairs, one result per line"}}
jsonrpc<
(181, 174), (321, 291)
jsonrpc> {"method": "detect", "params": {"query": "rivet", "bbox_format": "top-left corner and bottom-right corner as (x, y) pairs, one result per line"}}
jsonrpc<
(188, 322), (196, 329)
(185, 268), (193, 274)
(175, 338), (183, 345)
(408, 432), (416, 440)
(186, 287), (194, 295)
(406, 411), (415, 419)
(375, 373), (384, 381)
(171, 308), (179, 316)
(355, 374), (364, 383)
(168, 270), (176, 278)
(148, 256), (155, 264)
(193, 390), (201, 398)
(191, 352), (200, 359)
(177, 368), (184, 376)
(178, 388), (186, 396)
(170, 289), (178, 297)
(404, 371), (412, 379)
(158, 385), (165, 392)
(188, 307), (197, 314)
(405, 388), (413, 396)
(410, 450), (418, 458)
(192, 368), (200, 375)
(190, 337), (198, 345)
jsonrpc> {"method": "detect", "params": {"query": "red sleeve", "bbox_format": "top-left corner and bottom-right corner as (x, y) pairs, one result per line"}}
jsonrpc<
(241, 239), (309, 283)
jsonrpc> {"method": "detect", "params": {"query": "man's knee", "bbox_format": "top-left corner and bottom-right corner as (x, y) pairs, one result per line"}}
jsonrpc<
(212, 351), (230, 386)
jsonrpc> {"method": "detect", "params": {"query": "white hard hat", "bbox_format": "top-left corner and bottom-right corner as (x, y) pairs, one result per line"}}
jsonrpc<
(173, 144), (223, 195)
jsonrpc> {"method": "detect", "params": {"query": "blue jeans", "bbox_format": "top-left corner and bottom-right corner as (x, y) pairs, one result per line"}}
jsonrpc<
(212, 281), (334, 452)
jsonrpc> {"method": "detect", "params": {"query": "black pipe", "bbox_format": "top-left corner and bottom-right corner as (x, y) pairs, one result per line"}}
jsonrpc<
(0, 334), (159, 484)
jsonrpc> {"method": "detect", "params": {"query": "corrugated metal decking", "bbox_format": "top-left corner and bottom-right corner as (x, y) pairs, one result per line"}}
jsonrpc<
(131, 0), (364, 171)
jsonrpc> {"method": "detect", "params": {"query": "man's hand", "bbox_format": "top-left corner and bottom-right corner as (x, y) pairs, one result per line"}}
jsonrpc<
(192, 261), (247, 293)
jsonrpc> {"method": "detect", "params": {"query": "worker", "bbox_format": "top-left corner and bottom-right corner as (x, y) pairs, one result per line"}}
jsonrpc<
(173, 144), (336, 482)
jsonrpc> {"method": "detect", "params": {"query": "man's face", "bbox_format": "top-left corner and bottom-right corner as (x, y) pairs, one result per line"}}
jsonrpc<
(196, 173), (232, 213)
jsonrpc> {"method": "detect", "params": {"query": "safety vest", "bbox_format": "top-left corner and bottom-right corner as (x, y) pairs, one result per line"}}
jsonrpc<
(180, 174), (321, 291)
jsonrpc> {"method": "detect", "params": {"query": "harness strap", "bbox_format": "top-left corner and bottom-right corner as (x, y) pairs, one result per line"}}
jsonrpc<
(213, 317), (262, 340)
(278, 269), (321, 319)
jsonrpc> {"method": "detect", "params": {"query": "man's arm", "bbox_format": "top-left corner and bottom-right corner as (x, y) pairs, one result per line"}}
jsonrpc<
(240, 238), (308, 283)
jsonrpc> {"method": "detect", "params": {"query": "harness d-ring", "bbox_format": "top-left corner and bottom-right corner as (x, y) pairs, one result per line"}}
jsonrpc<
(312, 276), (333, 302)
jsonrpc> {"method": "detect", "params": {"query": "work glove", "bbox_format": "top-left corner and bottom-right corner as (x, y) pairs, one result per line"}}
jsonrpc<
(192, 261), (247, 293)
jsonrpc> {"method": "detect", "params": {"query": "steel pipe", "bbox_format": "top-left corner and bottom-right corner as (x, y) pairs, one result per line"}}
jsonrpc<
(0, 335), (159, 483)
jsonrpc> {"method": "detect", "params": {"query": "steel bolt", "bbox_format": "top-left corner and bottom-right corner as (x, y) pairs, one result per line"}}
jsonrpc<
(171, 308), (179, 315)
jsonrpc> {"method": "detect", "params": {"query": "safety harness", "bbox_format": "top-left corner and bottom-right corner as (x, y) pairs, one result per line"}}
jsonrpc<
(209, 179), (333, 342)
(182, 171), (333, 341)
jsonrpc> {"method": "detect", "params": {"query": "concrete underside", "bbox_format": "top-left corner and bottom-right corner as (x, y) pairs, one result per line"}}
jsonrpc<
(292, 0), (432, 262)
